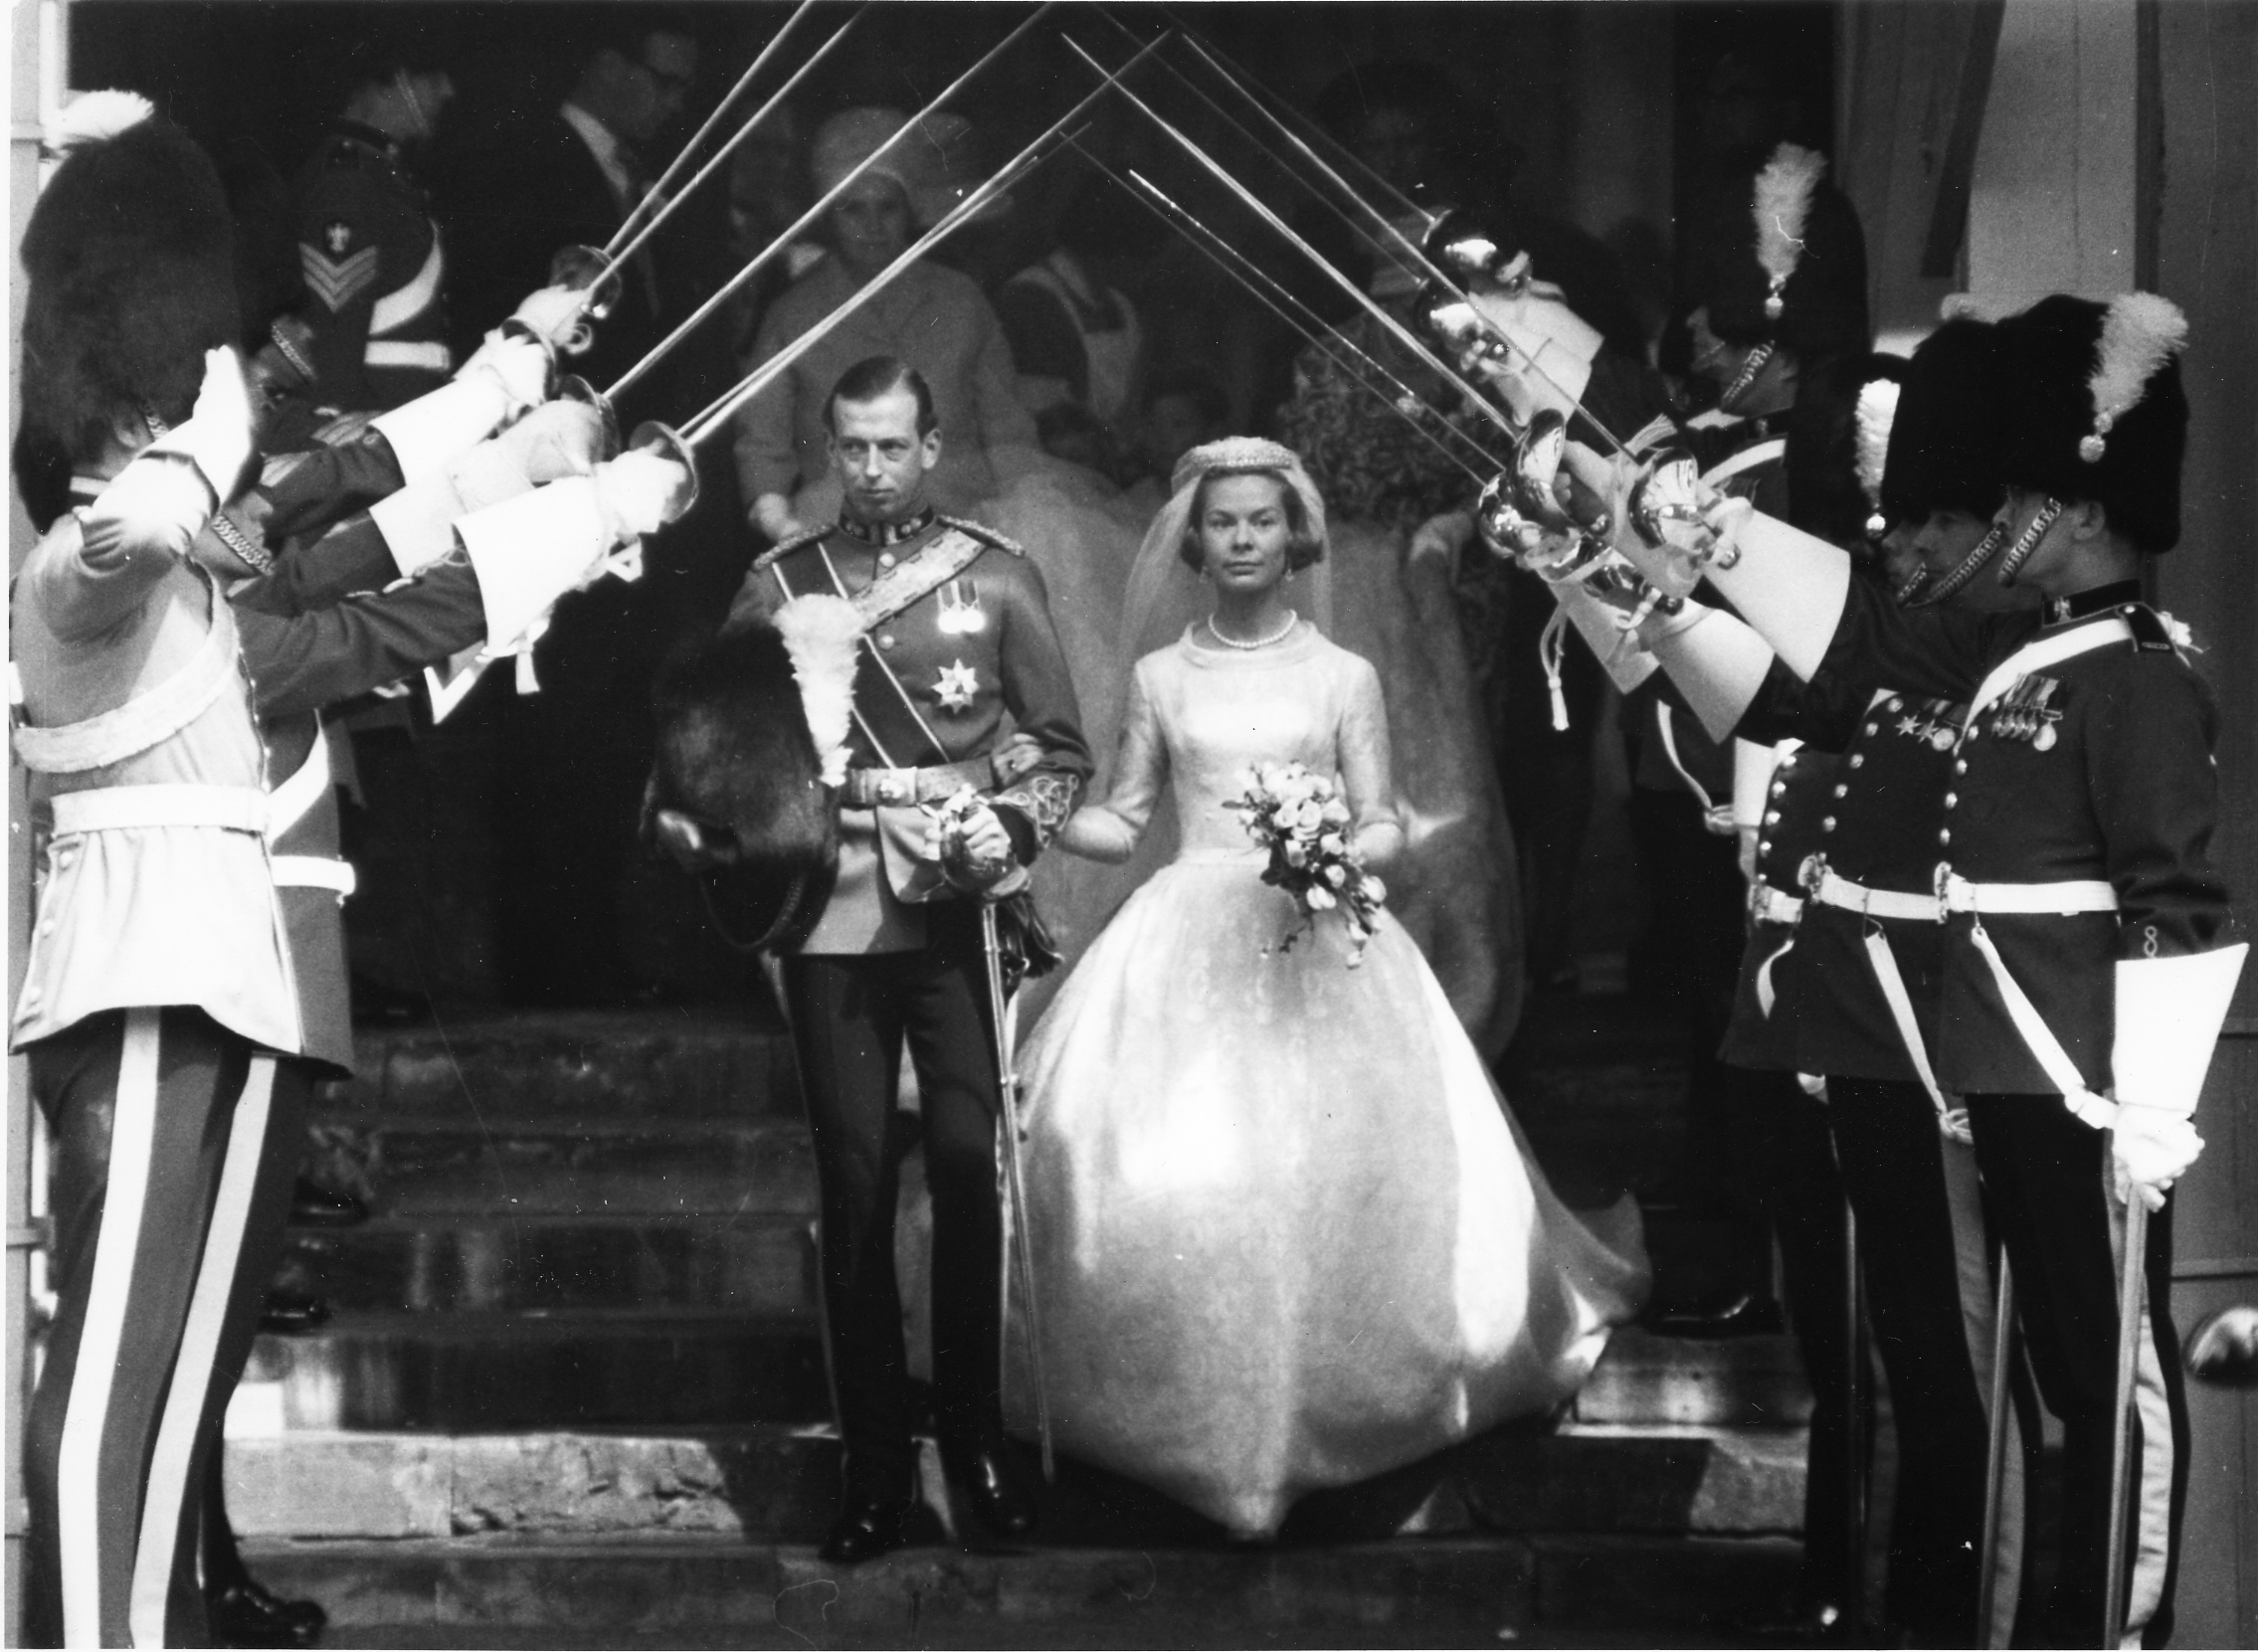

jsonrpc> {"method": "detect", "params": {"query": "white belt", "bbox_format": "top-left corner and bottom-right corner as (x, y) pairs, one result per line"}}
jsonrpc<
(271, 855), (358, 896)
(364, 339), (452, 373)
(1808, 865), (1940, 923)
(51, 785), (268, 835)
(49, 780), (357, 901)
(1750, 885), (1805, 926)
(1937, 871), (2119, 916)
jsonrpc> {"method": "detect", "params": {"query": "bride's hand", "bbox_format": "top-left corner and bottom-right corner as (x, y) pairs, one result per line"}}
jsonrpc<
(1057, 807), (1137, 864)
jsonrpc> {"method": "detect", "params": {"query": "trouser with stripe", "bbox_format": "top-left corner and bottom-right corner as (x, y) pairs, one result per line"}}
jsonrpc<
(780, 907), (1006, 1500)
(1965, 1095), (2187, 1649)
(23, 1007), (308, 1647)
(1829, 1078), (2038, 1646)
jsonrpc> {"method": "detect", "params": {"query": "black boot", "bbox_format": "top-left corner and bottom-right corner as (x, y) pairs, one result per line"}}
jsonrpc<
(820, 1487), (916, 1564)
(942, 1434), (1037, 1540)
(207, 1575), (327, 1649)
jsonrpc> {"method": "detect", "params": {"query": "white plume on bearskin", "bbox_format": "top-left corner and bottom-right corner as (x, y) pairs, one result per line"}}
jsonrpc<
(773, 594), (863, 788)
(1854, 377), (1900, 511)
(52, 90), (155, 149)
(1753, 142), (1826, 300)
(2084, 292), (2188, 460)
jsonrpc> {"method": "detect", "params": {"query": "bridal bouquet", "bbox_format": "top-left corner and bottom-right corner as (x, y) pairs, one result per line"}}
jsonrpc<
(1225, 762), (1388, 965)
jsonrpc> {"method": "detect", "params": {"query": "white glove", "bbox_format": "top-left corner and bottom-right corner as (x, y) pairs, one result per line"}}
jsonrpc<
(508, 284), (594, 349)
(595, 450), (695, 544)
(2111, 1103), (2203, 1212)
(457, 329), (555, 418)
(149, 347), (257, 503)
(478, 399), (606, 490)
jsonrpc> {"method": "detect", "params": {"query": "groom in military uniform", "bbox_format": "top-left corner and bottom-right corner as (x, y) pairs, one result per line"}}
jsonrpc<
(707, 355), (1091, 1562)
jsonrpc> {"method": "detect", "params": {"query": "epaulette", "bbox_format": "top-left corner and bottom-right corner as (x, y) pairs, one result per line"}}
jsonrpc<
(937, 514), (1024, 556)
(2120, 604), (2186, 654)
(751, 524), (829, 572)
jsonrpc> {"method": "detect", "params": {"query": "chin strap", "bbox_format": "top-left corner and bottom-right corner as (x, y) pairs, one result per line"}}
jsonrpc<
(1905, 519), (2006, 609)
(1994, 498), (2063, 588)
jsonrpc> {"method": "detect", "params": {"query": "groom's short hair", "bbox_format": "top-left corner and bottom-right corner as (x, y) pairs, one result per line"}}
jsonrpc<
(1178, 466), (1325, 573)
(825, 355), (938, 438)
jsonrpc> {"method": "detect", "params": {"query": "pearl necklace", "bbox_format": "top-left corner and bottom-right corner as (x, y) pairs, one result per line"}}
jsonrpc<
(1207, 609), (1298, 650)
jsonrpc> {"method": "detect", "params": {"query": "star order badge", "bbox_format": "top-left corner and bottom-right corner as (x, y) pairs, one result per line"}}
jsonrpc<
(933, 660), (979, 712)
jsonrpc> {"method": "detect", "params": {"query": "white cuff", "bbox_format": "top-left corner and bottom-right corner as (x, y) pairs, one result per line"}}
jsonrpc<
(369, 375), (513, 485)
(2111, 944), (2249, 1117)
(88, 454), (214, 549)
(1703, 508), (1852, 681)
(1649, 604), (1778, 742)
(369, 473), (470, 576)
(452, 477), (610, 650)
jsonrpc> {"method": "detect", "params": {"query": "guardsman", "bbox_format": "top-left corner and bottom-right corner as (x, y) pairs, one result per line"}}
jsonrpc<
(1601, 291), (2243, 1649)
(13, 102), (681, 1630)
(1624, 154), (1864, 1646)
(681, 354), (1091, 1564)
(10, 96), (292, 1648)
(291, 48), (459, 413)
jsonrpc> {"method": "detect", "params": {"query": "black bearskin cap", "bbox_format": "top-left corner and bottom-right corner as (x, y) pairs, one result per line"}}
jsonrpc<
(1683, 149), (1869, 368)
(21, 97), (239, 464)
(1786, 351), (1903, 548)
(1880, 317), (2009, 528)
(647, 626), (838, 953)
(1995, 294), (2187, 554)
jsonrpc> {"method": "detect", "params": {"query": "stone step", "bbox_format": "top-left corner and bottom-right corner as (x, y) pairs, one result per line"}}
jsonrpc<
(303, 1119), (817, 1219)
(237, 1531), (1804, 1647)
(297, 1214), (817, 1316)
(242, 1313), (831, 1431)
(243, 1313), (1807, 1434)
(334, 1010), (799, 1125)
(223, 1422), (1806, 1545)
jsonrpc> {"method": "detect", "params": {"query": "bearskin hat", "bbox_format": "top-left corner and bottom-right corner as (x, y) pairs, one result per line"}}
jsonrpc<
(1686, 142), (1869, 368)
(1785, 351), (1903, 548)
(20, 93), (239, 464)
(647, 623), (842, 953)
(1880, 317), (2010, 529)
(1994, 293), (2188, 554)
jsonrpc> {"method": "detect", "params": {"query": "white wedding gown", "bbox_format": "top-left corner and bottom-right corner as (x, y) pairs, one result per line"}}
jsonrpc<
(1001, 624), (1647, 1537)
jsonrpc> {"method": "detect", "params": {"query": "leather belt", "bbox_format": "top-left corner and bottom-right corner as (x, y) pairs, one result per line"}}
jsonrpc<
(839, 758), (991, 809)
(1937, 869), (2118, 916)
(1749, 884), (1804, 926)
(1804, 862), (1940, 923)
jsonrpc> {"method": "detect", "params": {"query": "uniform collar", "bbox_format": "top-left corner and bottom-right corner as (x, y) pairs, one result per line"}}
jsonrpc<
(2045, 580), (2144, 626)
(836, 506), (934, 547)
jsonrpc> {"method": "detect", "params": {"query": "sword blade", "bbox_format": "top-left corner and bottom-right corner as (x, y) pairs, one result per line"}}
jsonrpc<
(1087, 149), (1495, 484)
(604, 0), (823, 258)
(1153, 26), (1630, 457)
(613, 3), (1062, 405)
(1058, 37), (1523, 451)
(679, 32), (1169, 441)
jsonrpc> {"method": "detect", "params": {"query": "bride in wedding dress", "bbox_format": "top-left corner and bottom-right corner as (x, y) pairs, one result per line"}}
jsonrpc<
(1001, 439), (1647, 1538)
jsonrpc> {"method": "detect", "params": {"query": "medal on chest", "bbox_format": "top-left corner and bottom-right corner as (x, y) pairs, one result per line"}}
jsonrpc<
(1886, 695), (1965, 753)
(933, 659), (979, 713)
(935, 577), (986, 636)
(1985, 673), (2064, 749)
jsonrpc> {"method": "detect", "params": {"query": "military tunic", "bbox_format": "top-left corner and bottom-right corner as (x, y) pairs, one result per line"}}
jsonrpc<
(1718, 740), (1839, 1071)
(292, 122), (452, 413)
(1813, 571), (2231, 1645)
(734, 507), (1093, 953)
